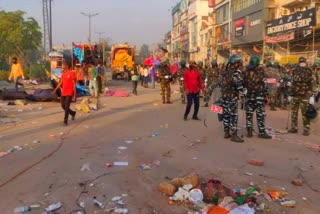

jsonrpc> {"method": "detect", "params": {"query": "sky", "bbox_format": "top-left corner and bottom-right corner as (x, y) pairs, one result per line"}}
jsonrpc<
(1, 0), (179, 48)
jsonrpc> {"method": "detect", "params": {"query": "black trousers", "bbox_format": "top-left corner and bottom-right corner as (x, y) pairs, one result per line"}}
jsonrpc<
(132, 81), (138, 95)
(184, 92), (200, 118)
(61, 96), (75, 123)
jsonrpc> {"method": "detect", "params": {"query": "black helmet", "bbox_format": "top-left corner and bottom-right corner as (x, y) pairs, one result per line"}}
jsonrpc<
(299, 57), (307, 63)
(305, 104), (318, 120)
(180, 60), (186, 66)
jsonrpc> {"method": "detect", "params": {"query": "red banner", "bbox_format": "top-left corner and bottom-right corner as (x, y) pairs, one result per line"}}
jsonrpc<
(264, 32), (294, 43)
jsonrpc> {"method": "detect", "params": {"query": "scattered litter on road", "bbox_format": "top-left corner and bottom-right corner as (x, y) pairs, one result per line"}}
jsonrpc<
(93, 197), (104, 208)
(244, 172), (253, 176)
(33, 140), (40, 144)
(152, 131), (159, 137)
(79, 202), (85, 208)
(112, 196), (122, 201)
(49, 134), (56, 139)
(247, 159), (264, 166)
(118, 146), (127, 150)
(105, 163), (112, 168)
(189, 189), (204, 204)
(117, 200), (125, 205)
(44, 202), (62, 213)
(302, 197), (307, 201)
(140, 164), (152, 170)
(113, 162), (128, 166)
(193, 157), (198, 160)
(229, 204), (255, 214)
(280, 200), (296, 208)
(153, 160), (161, 167)
(124, 140), (133, 144)
(291, 179), (303, 186)
(122, 193), (128, 197)
(14, 206), (31, 213)
(114, 208), (128, 213)
(89, 183), (94, 187)
(80, 163), (91, 172)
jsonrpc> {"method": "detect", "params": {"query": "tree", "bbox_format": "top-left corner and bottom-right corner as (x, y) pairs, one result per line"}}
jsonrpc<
(139, 44), (151, 60)
(0, 10), (42, 70)
(138, 44), (151, 65)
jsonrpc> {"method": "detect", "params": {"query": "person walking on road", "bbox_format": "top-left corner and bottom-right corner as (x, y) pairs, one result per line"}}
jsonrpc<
(288, 57), (314, 136)
(243, 56), (272, 139)
(183, 61), (204, 121)
(52, 61), (76, 126)
(9, 57), (25, 91)
(143, 65), (149, 88)
(88, 62), (99, 98)
(131, 65), (139, 95)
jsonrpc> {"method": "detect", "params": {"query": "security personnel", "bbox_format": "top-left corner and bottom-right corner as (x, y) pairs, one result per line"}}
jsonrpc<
(176, 60), (188, 104)
(204, 60), (219, 107)
(265, 61), (281, 111)
(288, 57), (313, 136)
(157, 59), (172, 104)
(221, 55), (245, 143)
(278, 64), (292, 109)
(243, 56), (272, 139)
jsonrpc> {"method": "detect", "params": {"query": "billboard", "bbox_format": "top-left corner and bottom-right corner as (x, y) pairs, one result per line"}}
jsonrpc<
(266, 8), (316, 35)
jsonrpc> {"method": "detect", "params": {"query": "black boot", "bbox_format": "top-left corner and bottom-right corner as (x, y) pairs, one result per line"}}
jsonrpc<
(303, 130), (310, 136)
(288, 128), (298, 133)
(204, 103), (209, 107)
(231, 134), (244, 143)
(247, 129), (253, 138)
(224, 130), (231, 139)
(258, 132), (272, 139)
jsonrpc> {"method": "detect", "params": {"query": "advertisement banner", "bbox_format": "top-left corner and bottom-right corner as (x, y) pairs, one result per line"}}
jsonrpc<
(264, 32), (295, 43)
(266, 8), (316, 35)
(208, 0), (215, 8)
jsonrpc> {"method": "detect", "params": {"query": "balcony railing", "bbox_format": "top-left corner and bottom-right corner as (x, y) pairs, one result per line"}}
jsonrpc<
(281, 0), (309, 8)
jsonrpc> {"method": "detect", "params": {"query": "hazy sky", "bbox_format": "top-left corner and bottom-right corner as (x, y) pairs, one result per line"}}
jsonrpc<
(1, 0), (177, 47)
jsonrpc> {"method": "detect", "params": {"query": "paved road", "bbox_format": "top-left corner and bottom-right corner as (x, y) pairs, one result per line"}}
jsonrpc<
(0, 81), (319, 213)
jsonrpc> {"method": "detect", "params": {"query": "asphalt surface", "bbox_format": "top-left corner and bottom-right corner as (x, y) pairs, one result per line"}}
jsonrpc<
(0, 80), (319, 214)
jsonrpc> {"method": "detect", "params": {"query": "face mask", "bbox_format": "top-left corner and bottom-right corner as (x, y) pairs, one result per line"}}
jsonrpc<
(299, 62), (306, 67)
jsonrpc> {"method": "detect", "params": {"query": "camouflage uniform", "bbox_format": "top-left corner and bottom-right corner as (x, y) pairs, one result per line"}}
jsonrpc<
(157, 62), (172, 103)
(176, 66), (187, 103)
(243, 66), (269, 136)
(264, 66), (281, 110)
(221, 68), (244, 136)
(278, 69), (292, 109)
(204, 66), (219, 106)
(289, 65), (313, 134)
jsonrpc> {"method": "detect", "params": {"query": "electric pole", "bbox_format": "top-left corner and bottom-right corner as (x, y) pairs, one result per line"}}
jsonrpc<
(81, 12), (99, 42)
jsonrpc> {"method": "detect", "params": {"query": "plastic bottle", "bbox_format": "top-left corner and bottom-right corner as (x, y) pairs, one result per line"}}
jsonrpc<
(13, 206), (31, 213)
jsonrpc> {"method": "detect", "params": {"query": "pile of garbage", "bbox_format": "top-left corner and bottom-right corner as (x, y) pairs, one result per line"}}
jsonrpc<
(76, 98), (98, 113)
(159, 174), (297, 214)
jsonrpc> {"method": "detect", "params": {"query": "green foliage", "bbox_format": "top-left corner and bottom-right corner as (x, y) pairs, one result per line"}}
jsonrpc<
(24, 64), (47, 79)
(0, 70), (9, 81)
(0, 10), (42, 69)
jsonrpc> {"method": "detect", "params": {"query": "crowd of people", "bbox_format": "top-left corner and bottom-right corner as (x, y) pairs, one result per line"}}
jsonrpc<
(155, 54), (319, 143)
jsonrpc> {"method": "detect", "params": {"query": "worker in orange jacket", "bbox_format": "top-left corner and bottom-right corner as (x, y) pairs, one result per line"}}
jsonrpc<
(9, 57), (25, 91)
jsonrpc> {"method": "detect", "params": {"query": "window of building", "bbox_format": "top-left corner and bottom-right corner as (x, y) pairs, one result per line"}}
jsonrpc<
(190, 18), (198, 48)
(216, 4), (229, 24)
(218, 24), (229, 43)
(233, 0), (261, 13)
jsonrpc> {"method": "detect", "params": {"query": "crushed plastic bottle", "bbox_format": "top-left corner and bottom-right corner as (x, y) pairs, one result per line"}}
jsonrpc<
(13, 206), (31, 213)
(45, 202), (62, 212)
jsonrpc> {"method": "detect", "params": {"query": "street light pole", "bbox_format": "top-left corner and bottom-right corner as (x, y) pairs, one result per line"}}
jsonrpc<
(81, 12), (99, 42)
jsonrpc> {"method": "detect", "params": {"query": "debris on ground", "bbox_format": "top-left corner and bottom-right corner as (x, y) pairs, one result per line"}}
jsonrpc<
(152, 131), (159, 137)
(44, 202), (62, 213)
(93, 197), (104, 208)
(80, 163), (91, 172)
(291, 179), (303, 186)
(113, 162), (129, 166)
(160, 175), (298, 213)
(247, 159), (265, 167)
(76, 98), (98, 113)
(0, 146), (23, 158)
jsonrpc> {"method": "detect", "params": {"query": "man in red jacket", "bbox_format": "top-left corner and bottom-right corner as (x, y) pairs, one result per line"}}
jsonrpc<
(183, 61), (205, 121)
